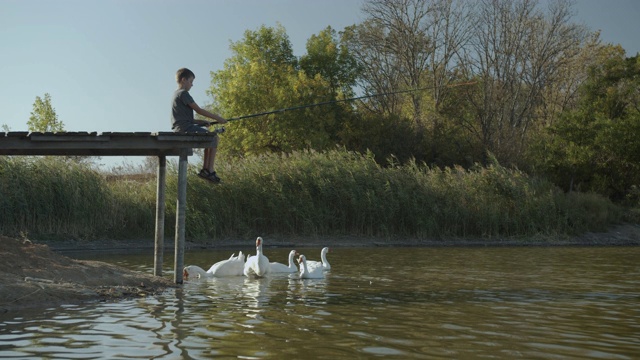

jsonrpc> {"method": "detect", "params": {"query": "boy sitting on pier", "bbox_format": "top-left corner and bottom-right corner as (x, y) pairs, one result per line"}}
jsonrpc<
(171, 67), (228, 183)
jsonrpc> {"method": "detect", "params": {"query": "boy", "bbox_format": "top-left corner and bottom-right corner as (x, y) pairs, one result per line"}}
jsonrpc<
(171, 68), (228, 183)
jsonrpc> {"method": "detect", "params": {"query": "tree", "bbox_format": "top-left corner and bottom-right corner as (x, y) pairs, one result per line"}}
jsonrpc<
(26, 93), (97, 165)
(27, 93), (65, 132)
(300, 26), (361, 98)
(530, 50), (640, 203)
(343, 0), (477, 166)
(345, 0), (472, 126)
(537, 31), (606, 127)
(457, 0), (589, 165)
(209, 24), (349, 156)
(299, 26), (363, 146)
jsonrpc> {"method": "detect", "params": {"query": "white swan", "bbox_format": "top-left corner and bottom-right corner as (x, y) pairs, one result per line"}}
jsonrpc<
(209, 251), (245, 277)
(297, 254), (325, 279)
(270, 249), (298, 273)
(244, 237), (271, 277)
(183, 264), (210, 279)
(183, 251), (245, 279)
(306, 247), (331, 271)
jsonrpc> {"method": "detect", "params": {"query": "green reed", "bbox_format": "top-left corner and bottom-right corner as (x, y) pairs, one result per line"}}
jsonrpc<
(176, 149), (622, 241)
(0, 156), (155, 240)
(0, 150), (622, 242)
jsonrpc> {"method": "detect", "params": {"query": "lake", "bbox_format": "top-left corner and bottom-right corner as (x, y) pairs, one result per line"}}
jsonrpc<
(1, 245), (639, 359)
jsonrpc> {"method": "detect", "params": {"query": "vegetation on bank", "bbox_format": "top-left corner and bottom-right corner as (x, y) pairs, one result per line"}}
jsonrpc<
(0, 150), (626, 242)
(5, 1), (638, 238)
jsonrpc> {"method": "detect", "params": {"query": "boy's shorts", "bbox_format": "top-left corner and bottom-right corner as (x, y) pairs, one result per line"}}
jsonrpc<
(176, 124), (219, 147)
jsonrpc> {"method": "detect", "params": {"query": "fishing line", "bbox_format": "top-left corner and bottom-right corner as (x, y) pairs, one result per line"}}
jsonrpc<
(208, 81), (476, 126)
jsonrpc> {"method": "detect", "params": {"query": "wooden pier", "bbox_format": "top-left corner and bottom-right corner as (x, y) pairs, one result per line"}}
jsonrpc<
(0, 131), (218, 284)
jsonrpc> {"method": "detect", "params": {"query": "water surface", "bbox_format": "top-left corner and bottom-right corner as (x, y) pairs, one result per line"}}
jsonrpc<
(1, 246), (639, 359)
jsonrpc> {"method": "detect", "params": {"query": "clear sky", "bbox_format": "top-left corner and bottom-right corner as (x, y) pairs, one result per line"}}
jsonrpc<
(1, 0), (638, 168)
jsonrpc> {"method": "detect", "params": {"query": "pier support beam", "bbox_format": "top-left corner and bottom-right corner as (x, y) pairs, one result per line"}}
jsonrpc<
(174, 149), (188, 284)
(154, 156), (166, 277)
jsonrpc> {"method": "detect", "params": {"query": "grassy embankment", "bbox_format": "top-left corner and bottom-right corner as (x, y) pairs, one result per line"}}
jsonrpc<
(0, 150), (626, 243)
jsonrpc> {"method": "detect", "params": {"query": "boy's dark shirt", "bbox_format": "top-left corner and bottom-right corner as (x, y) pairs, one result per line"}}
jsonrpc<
(171, 89), (195, 132)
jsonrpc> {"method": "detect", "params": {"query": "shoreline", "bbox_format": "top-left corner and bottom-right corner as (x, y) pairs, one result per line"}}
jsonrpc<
(1, 223), (638, 313)
(45, 223), (640, 254)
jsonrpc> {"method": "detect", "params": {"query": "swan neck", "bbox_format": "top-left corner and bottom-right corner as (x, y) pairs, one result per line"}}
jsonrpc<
(192, 265), (207, 275)
(321, 251), (329, 265)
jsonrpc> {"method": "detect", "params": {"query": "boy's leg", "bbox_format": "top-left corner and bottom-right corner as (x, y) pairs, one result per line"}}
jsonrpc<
(203, 148), (212, 172)
(207, 147), (217, 171)
(197, 147), (221, 183)
(197, 134), (221, 183)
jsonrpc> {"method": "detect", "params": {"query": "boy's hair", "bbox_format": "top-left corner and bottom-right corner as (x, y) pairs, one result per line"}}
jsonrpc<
(176, 68), (195, 83)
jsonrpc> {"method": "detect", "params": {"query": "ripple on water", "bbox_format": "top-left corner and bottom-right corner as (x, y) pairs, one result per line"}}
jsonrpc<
(1, 246), (640, 359)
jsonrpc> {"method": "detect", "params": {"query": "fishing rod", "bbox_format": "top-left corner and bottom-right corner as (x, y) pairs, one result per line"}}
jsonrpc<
(207, 81), (476, 127)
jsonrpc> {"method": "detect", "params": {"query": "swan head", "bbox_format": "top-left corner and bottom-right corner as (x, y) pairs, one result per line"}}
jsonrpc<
(322, 247), (330, 254)
(183, 265), (205, 279)
(256, 236), (263, 248)
(297, 254), (306, 264)
(183, 266), (192, 279)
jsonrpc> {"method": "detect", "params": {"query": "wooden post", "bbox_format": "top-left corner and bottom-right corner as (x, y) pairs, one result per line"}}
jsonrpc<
(174, 149), (188, 284)
(154, 156), (166, 276)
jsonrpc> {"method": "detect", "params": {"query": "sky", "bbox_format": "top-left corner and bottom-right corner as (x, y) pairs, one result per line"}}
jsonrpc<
(1, 0), (639, 168)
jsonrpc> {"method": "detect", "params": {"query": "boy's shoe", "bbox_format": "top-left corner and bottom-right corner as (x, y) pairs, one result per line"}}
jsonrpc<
(197, 169), (221, 184)
(208, 171), (222, 184)
(197, 168), (210, 180)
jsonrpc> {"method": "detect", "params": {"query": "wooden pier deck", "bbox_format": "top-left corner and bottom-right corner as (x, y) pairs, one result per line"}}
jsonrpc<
(0, 131), (218, 283)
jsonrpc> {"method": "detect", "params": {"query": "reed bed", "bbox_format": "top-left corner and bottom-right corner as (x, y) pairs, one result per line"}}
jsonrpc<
(0, 150), (622, 242)
(0, 156), (155, 240)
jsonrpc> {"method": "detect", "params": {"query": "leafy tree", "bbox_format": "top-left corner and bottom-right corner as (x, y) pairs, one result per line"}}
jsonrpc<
(27, 93), (65, 132)
(25, 93), (97, 164)
(537, 31), (607, 127)
(209, 24), (349, 156)
(299, 26), (363, 147)
(299, 26), (360, 98)
(530, 50), (640, 203)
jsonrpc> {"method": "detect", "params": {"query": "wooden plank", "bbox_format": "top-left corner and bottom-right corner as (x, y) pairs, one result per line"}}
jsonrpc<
(100, 132), (152, 137)
(30, 134), (111, 142)
(0, 132), (212, 156)
(156, 134), (218, 142)
(0, 148), (193, 156)
(6, 132), (29, 137)
(152, 132), (176, 136)
(29, 131), (97, 135)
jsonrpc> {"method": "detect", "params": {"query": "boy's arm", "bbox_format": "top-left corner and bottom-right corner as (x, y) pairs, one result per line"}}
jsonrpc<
(189, 102), (228, 124)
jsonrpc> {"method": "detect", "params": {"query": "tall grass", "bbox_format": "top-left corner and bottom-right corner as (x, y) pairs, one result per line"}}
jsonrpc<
(0, 156), (155, 240)
(0, 150), (623, 242)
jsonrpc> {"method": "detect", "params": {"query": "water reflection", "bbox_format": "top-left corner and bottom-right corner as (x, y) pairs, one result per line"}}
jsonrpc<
(1, 246), (640, 358)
